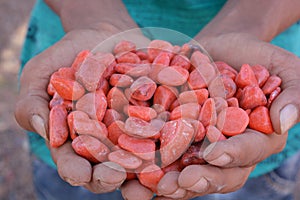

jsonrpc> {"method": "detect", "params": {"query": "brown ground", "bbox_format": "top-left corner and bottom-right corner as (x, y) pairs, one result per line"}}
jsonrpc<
(0, 0), (36, 199)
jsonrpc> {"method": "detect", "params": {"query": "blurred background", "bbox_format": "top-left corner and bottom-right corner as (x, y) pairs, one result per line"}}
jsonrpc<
(0, 0), (37, 199)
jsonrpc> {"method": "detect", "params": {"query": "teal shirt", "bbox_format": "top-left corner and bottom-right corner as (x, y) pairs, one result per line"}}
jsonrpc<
(21, 0), (300, 178)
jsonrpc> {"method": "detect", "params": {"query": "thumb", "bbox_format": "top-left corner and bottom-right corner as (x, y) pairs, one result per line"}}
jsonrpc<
(14, 56), (53, 140)
(268, 47), (300, 135)
(270, 86), (300, 135)
(15, 94), (50, 140)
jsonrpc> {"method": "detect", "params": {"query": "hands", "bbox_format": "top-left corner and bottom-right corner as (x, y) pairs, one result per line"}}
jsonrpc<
(105, 32), (299, 199)
(15, 0), (300, 199)
(14, 26), (151, 195)
(152, 1), (300, 198)
(131, 8), (300, 200)
(14, 0), (156, 197)
(153, 30), (300, 200)
(15, 28), (299, 200)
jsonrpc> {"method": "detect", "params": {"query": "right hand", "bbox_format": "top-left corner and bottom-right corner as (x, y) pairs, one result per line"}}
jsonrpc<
(14, 26), (151, 194)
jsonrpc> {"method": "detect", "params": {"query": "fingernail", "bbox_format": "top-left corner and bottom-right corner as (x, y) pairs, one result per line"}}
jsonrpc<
(188, 177), (208, 193)
(164, 188), (186, 199)
(208, 153), (232, 166)
(280, 104), (298, 134)
(99, 181), (116, 188)
(203, 143), (215, 158)
(31, 115), (48, 140)
(64, 177), (86, 186)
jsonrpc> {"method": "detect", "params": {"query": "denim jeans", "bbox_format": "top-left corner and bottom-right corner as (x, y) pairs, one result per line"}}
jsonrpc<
(32, 151), (300, 200)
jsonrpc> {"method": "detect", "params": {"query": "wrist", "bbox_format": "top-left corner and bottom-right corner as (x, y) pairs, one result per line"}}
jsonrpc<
(195, 0), (300, 43)
(57, 0), (138, 33)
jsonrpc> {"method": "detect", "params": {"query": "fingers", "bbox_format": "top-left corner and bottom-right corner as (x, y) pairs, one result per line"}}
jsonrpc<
(50, 141), (93, 186)
(51, 141), (127, 193)
(264, 43), (300, 134)
(178, 164), (253, 195)
(203, 129), (287, 167)
(15, 94), (50, 140)
(120, 180), (153, 200)
(154, 191), (196, 200)
(154, 191), (193, 200)
(157, 164), (253, 199)
(157, 171), (187, 199)
(84, 162), (127, 193)
(270, 88), (300, 135)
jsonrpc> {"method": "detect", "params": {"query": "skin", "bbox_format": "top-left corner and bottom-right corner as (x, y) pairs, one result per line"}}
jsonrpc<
(158, 0), (300, 199)
(15, 0), (149, 195)
(14, 0), (300, 199)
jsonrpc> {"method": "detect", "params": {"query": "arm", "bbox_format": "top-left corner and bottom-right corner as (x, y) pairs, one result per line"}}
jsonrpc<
(196, 0), (300, 42)
(45, 0), (138, 32)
